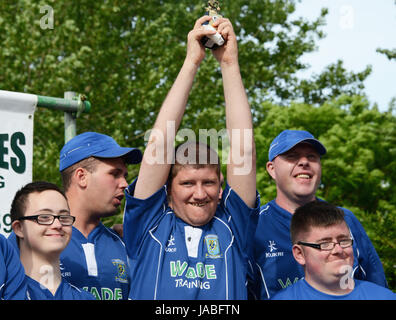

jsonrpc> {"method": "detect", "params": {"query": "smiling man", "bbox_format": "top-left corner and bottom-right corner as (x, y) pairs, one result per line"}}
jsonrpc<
(123, 16), (259, 300)
(10, 181), (94, 299)
(249, 130), (388, 300)
(8, 135), (142, 299)
(266, 133), (325, 211)
(272, 201), (395, 300)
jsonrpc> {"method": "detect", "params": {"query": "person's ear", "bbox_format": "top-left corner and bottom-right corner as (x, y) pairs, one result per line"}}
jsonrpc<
(218, 180), (223, 201)
(266, 161), (276, 180)
(292, 244), (306, 267)
(12, 220), (24, 239)
(219, 171), (224, 201)
(74, 167), (89, 188)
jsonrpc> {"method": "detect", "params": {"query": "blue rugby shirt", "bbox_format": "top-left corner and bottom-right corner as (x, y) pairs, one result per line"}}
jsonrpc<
(272, 279), (395, 300)
(26, 276), (95, 300)
(123, 180), (260, 300)
(0, 234), (27, 300)
(8, 223), (131, 300)
(60, 223), (131, 300)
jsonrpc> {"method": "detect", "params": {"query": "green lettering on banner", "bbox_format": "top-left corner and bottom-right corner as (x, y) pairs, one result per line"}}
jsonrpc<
(0, 176), (4, 188)
(11, 132), (26, 174)
(1, 213), (12, 234)
(0, 134), (9, 170)
(0, 132), (27, 173)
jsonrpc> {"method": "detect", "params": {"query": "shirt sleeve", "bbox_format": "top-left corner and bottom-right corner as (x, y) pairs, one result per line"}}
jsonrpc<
(343, 208), (388, 288)
(0, 235), (27, 300)
(123, 178), (168, 259)
(220, 183), (260, 259)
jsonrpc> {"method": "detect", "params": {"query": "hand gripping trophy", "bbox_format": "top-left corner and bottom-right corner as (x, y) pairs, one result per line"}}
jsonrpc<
(201, 0), (225, 49)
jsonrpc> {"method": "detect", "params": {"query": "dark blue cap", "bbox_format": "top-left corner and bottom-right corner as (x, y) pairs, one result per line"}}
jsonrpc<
(268, 130), (326, 161)
(59, 132), (142, 171)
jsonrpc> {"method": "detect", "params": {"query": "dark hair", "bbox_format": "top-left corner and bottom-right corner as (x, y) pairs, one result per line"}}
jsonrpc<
(10, 181), (67, 223)
(167, 141), (221, 194)
(290, 200), (345, 244)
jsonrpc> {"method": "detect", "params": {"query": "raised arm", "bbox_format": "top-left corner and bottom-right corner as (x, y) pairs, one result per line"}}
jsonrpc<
(134, 16), (216, 199)
(212, 18), (257, 208)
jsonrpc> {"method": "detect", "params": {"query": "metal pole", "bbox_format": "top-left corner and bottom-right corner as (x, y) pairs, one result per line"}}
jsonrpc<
(64, 91), (77, 143)
(0, 90), (91, 143)
(36, 94), (90, 113)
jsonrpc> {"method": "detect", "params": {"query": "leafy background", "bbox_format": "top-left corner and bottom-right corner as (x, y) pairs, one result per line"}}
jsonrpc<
(1, 0), (394, 291)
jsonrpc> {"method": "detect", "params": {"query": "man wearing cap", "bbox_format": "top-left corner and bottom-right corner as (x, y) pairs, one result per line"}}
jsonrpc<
(248, 129), (387, 300)
(58, 132), (142, 300)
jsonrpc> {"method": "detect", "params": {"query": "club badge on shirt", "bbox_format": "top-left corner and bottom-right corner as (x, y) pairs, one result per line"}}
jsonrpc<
(112, 259), (128, 283)
(205, 235), (222, 259)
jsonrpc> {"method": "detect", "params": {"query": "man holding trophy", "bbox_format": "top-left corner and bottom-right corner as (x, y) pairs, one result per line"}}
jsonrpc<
(123, 2), (260, 300)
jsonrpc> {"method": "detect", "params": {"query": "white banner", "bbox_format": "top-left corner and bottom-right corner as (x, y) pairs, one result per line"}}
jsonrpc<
(0, 90), (37, 236)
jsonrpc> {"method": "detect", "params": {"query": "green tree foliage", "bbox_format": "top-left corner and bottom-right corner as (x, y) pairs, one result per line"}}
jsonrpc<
(0, 0), (370, 185)
(298, 60), (372, 105)
(377, 48), (396, 61)
(1, 1), (394, 290)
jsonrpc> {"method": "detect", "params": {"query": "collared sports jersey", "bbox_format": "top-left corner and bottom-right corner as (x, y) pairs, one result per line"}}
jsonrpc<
(123, 180), (260, 300)
(8, 223), (131, 300)
(26, 276), (95, 300)
(272, 278), (395, 300)
(60, 223), (131, 300)
(0, 234), (27, 300)
(249, 199), (388, 300)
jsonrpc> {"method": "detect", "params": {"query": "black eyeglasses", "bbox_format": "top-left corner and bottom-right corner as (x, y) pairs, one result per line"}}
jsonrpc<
(18, 214), (75, 226)
(297, 239), (353, 251)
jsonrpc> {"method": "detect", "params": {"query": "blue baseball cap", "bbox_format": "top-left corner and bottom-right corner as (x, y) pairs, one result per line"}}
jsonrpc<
(268, 130), (326, 161)
(59, 132), (142, 171)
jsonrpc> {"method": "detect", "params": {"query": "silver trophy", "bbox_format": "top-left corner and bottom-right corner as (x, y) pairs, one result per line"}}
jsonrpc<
(201, 0), (225, 49)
